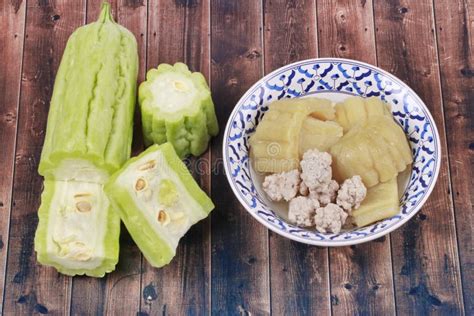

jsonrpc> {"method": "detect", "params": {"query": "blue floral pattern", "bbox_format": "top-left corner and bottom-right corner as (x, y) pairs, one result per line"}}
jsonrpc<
(223, 59), (440, 244)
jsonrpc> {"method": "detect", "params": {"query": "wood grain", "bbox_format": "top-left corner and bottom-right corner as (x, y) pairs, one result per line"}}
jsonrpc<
(263, 1), (331, 315)
(210, 1), (270, 314)
(0, 0), (26, 311)
(317, 0), (376, 61)
(2, 1), (86, 314)
(68, 1), (146, 315)
(433, 0), (473, 313)
(0, 1), (472, 315)
(264, 0), (317, 70)
(139, 0), (211, 315)
(374, 0), (465, 314)
(317, 1), (397, 315)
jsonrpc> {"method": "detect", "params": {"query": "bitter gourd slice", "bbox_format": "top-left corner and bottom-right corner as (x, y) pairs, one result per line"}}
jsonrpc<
(105, 143), (214, 267)
(139, 63), (219, 158)
(299, 118), (343, 156)
(34, 180), (120, 277)
(269, 97), (335, 120)
(330, 116), (412, 187)
(335, 96), (392, 132)
(38, 2), (139, 182)
(352, 177), (399, 227)
(249, 99), (312, 173)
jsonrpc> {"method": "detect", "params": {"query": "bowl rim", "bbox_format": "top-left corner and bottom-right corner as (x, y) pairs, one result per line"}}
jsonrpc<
(222, 57), (441, 247)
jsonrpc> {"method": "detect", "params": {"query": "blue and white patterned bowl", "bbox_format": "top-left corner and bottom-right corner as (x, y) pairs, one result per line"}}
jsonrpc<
(222, 58), (441, 246)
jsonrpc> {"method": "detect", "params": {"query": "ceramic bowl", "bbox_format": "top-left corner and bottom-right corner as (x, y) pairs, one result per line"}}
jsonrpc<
(222, 58), (441, 246)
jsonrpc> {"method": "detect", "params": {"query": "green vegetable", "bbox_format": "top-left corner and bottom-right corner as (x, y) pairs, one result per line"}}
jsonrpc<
(35, 180), (120, 277)
(38, 2), (139, 182)
(138, 63), (219, 158)
(105, 143), (214, 267)
(34, 2), (138, 276)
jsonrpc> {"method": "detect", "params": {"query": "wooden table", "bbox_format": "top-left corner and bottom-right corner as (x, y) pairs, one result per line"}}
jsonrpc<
(1, 0), (472, 315)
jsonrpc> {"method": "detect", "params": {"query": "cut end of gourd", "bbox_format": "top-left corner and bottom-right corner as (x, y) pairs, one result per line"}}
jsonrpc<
(142, 63), (204, 116)
(139, 63), (219, 158)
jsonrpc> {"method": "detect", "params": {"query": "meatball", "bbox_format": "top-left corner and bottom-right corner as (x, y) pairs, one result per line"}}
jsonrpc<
(288, 196), (320, 227)
(314, 203), (348, 234)
(336, 175), (367, 212)
(262, 169), (301, 202)
(300, 149), (332, 190)
(309, 179), (339, 206)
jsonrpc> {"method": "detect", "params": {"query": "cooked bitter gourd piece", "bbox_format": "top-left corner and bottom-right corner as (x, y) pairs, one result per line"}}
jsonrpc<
(105, 143), (215, 268)
(330, 116), (412, 187)
(139, 63), (219, 158)
(352, 177), (399, 227)
(250, 100), (310, 173)
(38, 2), (139, 182)
(249, 97), (336, 173)
(35, 180), (120, 277)
(299, 118), (343, 156)
(269, 97), (335, 120)
(307, 98), (335, 120)
(335, 96), (392, 132)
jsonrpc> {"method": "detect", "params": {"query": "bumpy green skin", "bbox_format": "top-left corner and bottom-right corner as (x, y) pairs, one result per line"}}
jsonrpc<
(34, 180), (120, 277)
(105, 143), (214, 267)
(38, 2), (139, 179)
(34, 3), (137, 277)
(139, 63), (219, 158)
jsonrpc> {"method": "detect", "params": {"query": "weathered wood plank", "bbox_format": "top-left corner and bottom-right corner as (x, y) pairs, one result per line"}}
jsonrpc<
(268, 239), (330, 316)
(139, 0), (211, 315)
(264, 0), (318, 69)
(433, 0), (473, 313)
(317, 1), (396, 315)
(2, 1), (86, 314)
(146, 0), (185, 66)
(374, 0), (465, 314)
(68, 1), (146, 315)
(263, 1), (331, 315)
(317, 0), (376, 60)
(210, 1), (270, 314)
(0, 0), (26, 311)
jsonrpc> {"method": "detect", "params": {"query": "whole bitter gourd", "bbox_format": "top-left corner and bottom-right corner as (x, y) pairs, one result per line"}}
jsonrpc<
(34, 2), (138, 277)
(139, 63), (219, 158)
(38, 2), (139, 183)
